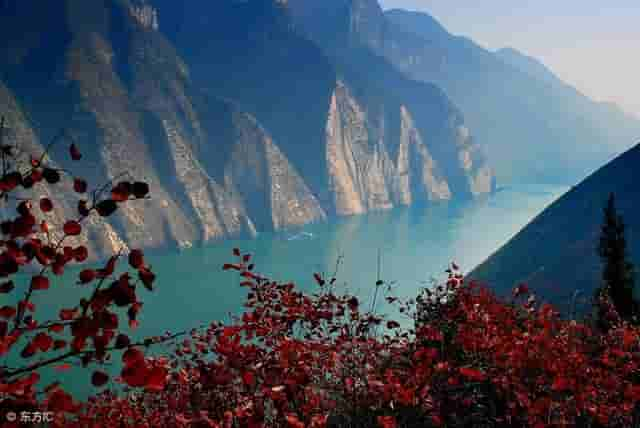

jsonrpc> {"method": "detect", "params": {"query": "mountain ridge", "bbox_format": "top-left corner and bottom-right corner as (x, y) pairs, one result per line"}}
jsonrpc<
(469, 142), (640, 312)
(0, 0), (493, 258)
(378, 7), (640, 184)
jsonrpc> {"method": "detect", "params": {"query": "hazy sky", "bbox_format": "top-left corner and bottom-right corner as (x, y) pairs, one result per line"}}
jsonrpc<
(378, 1), (640, 118)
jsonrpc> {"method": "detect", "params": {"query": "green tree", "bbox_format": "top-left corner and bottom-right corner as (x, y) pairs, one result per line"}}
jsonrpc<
(595, 192), (638, 327)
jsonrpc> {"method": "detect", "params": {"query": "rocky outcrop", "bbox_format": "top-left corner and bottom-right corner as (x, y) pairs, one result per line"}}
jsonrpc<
(225, 111), (327, 231)
(0, 0), (494, 258)
(325, 82), (452, 216)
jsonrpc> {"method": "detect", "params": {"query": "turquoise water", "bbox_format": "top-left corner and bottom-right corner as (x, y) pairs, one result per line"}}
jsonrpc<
(12, 184), (569, 398)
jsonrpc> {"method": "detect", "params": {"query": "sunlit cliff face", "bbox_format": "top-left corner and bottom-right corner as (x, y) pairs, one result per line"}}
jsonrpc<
(0, 0), (492, 258)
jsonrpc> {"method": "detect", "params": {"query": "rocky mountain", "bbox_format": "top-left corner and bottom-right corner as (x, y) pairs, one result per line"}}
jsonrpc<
(470, 144), (640, 313)
(295, 4), (640, 184)
(0, 0), (492, 258)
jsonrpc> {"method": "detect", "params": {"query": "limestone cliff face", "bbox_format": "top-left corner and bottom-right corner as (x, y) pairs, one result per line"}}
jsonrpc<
(0, 0), (494, 258)
(325, 81), (451, 216)
(225, 111), (327, 231)
(0, 0), (327, 256)
(288, 0), (494, 200)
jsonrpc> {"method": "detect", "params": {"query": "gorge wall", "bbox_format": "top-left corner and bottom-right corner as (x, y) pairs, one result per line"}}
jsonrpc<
(0, 0), (494, 258)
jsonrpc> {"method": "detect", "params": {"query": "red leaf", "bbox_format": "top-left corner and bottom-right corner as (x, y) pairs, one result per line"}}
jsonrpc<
(0, 306), (16, 319)
(552, 376), (571, 392)
(63, 221), (82, 236)
(121, 360), (148, 387)
(46, 389), (79, 413)
(111, 182), (131, 202)
(242, 371), (256, 387)
(285, 414), (305, 428)
(33, 332), (53, 352)
(74, 246), (88, 262)
(59, 308), (77, 321)
(70, 143), (82, 161)
(31, 275), (50, 290)
(0, 281), (15, 293)
(78, 269), (96, 284)
(73, 178), (87, 193)
(377, 416), (397, 428)
(115, 334), (131, 349)
(458, 367), (486, 382)
(623, 328), (638, 350)
(52, 261), (64, 276)
(30, 169), (43, 183)
(39, 198), (54, 213)
(138, 267), (156, 291)
(91, 371), (110, 387)
(129, 249), (144, 269)
(145, 365), (168, 391)
(18, 300), (35, 313)
(122, 348), (145, 366)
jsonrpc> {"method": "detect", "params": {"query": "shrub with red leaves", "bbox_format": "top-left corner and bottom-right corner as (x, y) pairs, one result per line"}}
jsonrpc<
(76, 253), (639, 428)
(0, 119), (178, 427)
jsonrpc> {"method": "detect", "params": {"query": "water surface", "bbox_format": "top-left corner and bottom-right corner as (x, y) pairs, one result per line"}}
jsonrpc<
(20, 184), (568, 397)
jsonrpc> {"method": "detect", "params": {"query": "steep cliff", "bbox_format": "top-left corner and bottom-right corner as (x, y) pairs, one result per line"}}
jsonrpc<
(287, 0), (494, 201)
(0, 0), (493, 257)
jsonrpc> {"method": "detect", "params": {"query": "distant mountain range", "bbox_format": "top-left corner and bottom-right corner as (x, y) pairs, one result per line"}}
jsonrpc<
(287, 2), (640, 184)
(0, 0), (492, 258)
(470, 143), (640, 313)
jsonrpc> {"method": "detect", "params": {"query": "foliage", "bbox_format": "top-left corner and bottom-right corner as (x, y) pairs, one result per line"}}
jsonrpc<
(0, 118), (177, 427)
(74, 254), (640, 428)
(596, 192), (639, 329)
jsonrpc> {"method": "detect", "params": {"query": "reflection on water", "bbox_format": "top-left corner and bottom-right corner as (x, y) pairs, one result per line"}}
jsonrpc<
(14, 184), (569, 398)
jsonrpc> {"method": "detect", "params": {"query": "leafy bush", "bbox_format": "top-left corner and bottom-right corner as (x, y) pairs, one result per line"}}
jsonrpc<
(0, 120), (179, 426)
(74, 256), (639, 428)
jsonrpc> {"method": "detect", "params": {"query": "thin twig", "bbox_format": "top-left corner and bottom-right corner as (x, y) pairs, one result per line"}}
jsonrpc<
(4, 328), (194, 380)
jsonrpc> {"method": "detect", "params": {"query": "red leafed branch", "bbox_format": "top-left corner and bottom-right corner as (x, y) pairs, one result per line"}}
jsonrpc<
(0, 119), (184, 425)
